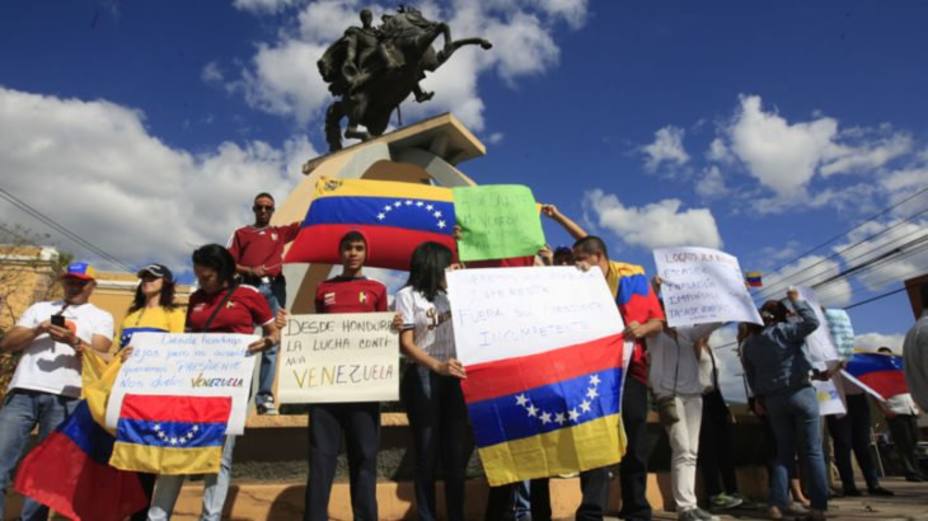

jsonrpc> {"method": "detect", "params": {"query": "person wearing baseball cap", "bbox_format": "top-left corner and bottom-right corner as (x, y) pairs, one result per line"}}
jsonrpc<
(114, 262), (185, 520)
(0, 261), (113, 519)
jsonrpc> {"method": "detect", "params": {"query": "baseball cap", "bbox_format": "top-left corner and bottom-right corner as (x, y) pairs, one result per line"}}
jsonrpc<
(137, 263), (174, 283)
(63, 261), (96, 281)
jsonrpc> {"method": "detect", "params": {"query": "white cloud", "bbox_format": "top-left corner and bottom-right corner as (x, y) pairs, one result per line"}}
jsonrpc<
(695, 165), (728, 199)
(234, 0), (586, 132)
(641, 125), (689, 172)
(583, 189), (722, 251)
(201, 61), (224, 83)
(0, 86), (314, 271)
(760, 254), (852, 307)
(706, 137), (733, 164)
(727, 95), (840, 197)
(820, 132), (912, 176)
(487, 131), (505, 144)
(232, 0), (300, 14)
(855, 332), (905, 354)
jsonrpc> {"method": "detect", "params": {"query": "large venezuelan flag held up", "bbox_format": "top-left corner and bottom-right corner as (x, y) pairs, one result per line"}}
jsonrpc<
(110, 394), (232, 474)
(285, 177), (457, 270)
(843, 352), (909, 400)
(447, 266), (628, 486)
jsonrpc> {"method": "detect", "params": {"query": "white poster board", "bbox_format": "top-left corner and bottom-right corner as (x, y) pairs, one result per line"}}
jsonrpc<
(814, 378), (847, 416)
(446, 266), (625, 366)
(106, 333), (258, 435)
(654, 247), (762, 328)
(796, 287), (840, 367)
(278, 312), (398, 403)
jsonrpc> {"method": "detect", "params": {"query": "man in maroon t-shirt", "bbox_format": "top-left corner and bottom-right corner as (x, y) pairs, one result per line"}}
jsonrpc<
(305, 231), (387, 521)
(229, 192), (301, 415)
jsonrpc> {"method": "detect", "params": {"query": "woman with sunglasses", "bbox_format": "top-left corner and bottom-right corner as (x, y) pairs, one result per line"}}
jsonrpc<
(116, 263), (186, 520)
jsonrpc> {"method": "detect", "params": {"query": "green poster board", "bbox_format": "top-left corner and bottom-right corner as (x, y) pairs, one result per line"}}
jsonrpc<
(452, 184), (546, 262)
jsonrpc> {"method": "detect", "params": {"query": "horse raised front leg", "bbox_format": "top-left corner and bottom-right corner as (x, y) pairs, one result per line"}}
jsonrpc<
(434, 38), (493, 68)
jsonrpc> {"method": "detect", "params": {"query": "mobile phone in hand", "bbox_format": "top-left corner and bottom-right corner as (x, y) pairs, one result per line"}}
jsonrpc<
(51, 315), (65, 327)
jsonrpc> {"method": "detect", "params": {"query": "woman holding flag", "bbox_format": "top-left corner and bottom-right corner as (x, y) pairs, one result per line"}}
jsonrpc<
(116, 263), (186, 520)
(396, 241), (468, 521)
(144, 244), (279, 521)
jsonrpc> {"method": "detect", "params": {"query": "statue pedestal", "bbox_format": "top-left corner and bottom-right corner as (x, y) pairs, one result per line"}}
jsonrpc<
(272, 112), (486, 314)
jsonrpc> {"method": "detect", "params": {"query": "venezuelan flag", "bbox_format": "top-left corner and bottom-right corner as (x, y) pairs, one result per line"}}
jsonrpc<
(745, 271), (763, 287)
(285, 177), (457, 270)
(461, 334), (626, 486)
(14, 352), (148, 521)
(843, 352), (908, 400)
(110, 394), (232, 475)
(606, 261), (665, 324)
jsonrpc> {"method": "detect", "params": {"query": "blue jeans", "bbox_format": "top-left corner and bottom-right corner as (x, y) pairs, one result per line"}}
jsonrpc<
(0, 389), (78, 521)
(255, 280), (284, 407)
(147, 435), (236, 521)
(765, 386), (829, 511)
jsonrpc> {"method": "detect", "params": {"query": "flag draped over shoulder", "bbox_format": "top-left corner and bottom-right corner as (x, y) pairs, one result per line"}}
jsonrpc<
(110, 394), (232, 475)
(14, 351), (148, 521)
(284, 177), (457, 270)
(843, 352), (908, 400)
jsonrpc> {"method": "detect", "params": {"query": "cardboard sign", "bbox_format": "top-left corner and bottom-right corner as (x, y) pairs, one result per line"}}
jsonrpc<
(106, 333), (257, 435)
(453, 185), (545, 262)
(654, 247), (762, 327)
(278, 312), (398, 403)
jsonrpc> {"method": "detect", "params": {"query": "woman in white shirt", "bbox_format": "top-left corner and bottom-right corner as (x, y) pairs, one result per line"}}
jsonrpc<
(395, 242), (467, 521)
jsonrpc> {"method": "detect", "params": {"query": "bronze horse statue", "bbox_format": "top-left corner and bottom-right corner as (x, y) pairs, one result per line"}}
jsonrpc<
(318, 6), (492, 151)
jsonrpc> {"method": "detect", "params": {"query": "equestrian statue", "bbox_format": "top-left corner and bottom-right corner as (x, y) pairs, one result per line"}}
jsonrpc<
(317, 5), (492, 151)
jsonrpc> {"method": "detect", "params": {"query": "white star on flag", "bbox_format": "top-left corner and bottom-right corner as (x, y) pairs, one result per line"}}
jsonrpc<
(377, 213), (386, 220)
(568, 409), (580, 421)
(587, 388), (598, 399)
(170, 437), (178, 445)
(526, 404), (539, 417)
(383, 205), (392, 211)
(590, 375), (601, 385)
(433, 211), (442, 218)
(540, 412), (552, 424)
(515, 394), (528, 406)
(580, 400), (592, 412)
(394, 201), (402, 208)
(426, 204), (433, 210)
(555, 412), (566, 424)
(416, 201), (424, 207)
(405, 200), (413, 205)
(437, 220), (446, 229)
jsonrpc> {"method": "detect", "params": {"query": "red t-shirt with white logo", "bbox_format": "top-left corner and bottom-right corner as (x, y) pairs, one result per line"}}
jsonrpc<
(314, 276), (388, 314)
(187, 285), (274, 334)
(228, 223), (301, 277)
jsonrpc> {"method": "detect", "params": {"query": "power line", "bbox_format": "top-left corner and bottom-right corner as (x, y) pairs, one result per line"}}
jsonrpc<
(844, 287), (908, 310)
(757, 205), (928, 298)
(0, 187), (131, 270)
(760, 184), (928, 278)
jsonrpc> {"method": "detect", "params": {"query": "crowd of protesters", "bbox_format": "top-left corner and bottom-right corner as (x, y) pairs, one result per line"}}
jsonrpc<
(0, 192), (925, 521)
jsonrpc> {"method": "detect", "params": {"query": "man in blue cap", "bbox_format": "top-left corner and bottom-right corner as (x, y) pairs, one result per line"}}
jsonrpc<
(0, 261), (114, 520)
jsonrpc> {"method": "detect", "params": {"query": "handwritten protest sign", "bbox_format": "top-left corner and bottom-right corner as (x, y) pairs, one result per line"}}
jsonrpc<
(453, 185), (545, 262)
(796, 287), (840, 366)
(446, 266), (625, 366)
(106, 333), (257, 435)
(278, 312), (398, 403)
(654, 247), (762, 328)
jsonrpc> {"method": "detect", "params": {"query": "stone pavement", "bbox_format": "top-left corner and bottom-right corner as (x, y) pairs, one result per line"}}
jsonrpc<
(588, 478), (928, 521)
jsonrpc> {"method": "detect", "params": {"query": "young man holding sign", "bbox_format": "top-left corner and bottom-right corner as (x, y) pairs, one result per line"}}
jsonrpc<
(306, 231), (387, 521)
(572, 236), (664, 521)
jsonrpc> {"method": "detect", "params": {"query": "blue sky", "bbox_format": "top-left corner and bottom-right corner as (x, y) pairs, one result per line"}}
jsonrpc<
(1, 0), (926, 352)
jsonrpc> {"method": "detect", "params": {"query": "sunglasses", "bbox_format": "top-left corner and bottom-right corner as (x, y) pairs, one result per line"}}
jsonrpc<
(253, 205), (275, 212)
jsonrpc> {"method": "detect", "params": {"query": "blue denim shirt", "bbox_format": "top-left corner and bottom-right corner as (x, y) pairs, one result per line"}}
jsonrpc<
(742, 300), (820, 397)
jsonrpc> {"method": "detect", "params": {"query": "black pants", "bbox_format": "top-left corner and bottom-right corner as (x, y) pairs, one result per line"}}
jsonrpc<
(619, 376), (651, 521)
(825, 394), (879, 492)
(698, 388), (739, 498)
(305, 402), (380, 521)
(128, 473), (156, 521)
(519, 466), (610, 521)
(401, 365), (469, 521)
(887, 413), (922, 478)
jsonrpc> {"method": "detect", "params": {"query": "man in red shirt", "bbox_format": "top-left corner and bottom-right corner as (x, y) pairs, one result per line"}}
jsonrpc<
(305, 231), (387, 521)
(228, 192), (301, 415)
